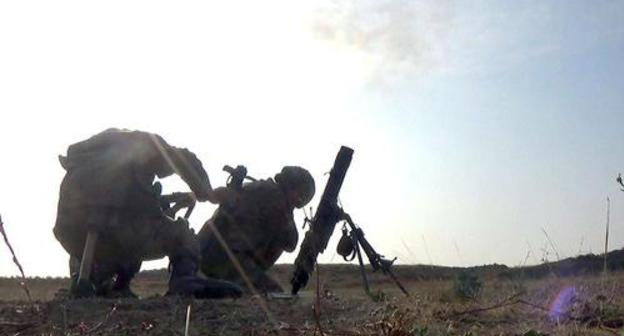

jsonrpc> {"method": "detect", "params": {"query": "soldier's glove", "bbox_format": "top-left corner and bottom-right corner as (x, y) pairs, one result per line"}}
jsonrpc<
(161, 192), (196, 218)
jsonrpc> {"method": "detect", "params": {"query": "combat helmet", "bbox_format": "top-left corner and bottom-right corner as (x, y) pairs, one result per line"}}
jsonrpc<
(275, 166), (315, 208)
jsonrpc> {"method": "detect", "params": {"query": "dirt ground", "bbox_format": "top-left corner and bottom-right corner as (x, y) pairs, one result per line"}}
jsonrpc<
(1, 265), (623, 335)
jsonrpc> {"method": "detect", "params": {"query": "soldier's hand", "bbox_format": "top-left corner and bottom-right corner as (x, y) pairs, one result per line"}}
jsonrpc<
(193, 189), (211, 202)
(161, 192), (195, 205)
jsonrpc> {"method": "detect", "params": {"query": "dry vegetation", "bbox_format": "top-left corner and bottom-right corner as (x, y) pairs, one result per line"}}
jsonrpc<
(1, 263), (624, 335)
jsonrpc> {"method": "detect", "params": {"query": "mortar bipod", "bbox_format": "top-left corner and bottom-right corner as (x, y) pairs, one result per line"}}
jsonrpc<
(337, 211), (410, 297)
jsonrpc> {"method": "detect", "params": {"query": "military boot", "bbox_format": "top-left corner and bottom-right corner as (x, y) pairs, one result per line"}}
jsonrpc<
(167, 256), (243, 299)
(110, 261), (142, 298)
(69, 273), (96, 298)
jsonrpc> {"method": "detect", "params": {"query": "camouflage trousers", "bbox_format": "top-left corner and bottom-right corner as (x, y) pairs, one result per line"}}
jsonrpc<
(54, 205), (199, 288)
(198, 220), (284, 293)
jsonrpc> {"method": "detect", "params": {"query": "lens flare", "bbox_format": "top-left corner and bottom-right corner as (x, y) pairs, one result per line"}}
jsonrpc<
(548, 285), (576, 320)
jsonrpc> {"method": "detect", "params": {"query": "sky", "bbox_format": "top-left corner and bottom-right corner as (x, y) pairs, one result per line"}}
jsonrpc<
(1, 1), (623, 277)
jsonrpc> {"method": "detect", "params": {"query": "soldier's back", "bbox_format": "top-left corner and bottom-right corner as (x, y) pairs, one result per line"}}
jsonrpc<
(58, 128), (167, 209)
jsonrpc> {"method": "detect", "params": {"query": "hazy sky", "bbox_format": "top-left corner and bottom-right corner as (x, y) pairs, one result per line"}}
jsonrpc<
(1, 1), (623, 277)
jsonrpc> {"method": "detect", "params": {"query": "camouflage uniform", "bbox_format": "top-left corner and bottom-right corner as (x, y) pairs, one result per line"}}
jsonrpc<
(53, 128), (240, 298)
(198, 167), (315, 293)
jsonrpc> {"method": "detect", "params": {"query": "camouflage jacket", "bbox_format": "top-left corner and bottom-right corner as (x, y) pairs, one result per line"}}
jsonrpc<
(57, 128), (206, 211)
(199, 179), (298, 266)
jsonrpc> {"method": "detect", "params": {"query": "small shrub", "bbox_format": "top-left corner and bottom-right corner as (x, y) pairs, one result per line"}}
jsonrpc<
(366, 309), (426, 336)
(453, 271), (482, 300)
(368, 289), (388, 302)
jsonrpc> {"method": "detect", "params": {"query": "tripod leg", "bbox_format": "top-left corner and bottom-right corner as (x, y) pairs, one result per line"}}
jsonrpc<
(387, 268), (410, 297)
(353, 238), (370, 296)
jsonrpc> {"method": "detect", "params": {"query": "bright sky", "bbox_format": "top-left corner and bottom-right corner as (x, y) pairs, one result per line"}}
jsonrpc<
(1, 1), (623, 277)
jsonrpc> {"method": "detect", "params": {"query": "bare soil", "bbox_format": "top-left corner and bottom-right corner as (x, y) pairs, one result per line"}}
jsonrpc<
(1, 264), (623, 335)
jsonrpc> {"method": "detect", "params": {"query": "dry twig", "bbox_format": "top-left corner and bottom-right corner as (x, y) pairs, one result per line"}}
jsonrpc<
(0, 215), (32, 302)
(313, 263), (325, 336)
(85, 304), (117, 334)
(449, 292), (525, 317)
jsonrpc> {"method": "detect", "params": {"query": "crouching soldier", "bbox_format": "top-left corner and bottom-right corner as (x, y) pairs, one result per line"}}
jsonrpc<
(198, 166), (315, 293)
(53, 128), (242, 298)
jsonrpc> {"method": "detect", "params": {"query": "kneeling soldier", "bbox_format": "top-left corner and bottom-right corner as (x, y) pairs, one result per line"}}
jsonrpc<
(53, 128), (242, 298)
(198, 166), (315, 293)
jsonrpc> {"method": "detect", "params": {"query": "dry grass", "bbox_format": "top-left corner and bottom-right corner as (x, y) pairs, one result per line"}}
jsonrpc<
(1, 266), (623, 335)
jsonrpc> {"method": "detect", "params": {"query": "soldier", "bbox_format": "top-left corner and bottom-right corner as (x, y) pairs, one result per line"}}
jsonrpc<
(53, 128), (242, 298)
(198, 166), (315, 293)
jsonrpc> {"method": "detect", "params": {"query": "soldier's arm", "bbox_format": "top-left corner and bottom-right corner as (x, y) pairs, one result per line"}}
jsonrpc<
(149, 136), (219, 203)
(281, 217), (299, 252)
(170, 148), (215, 202)
(260, 187), (299, 252)
(169, 152), (243, 206)
(268, 210), (298, 253)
